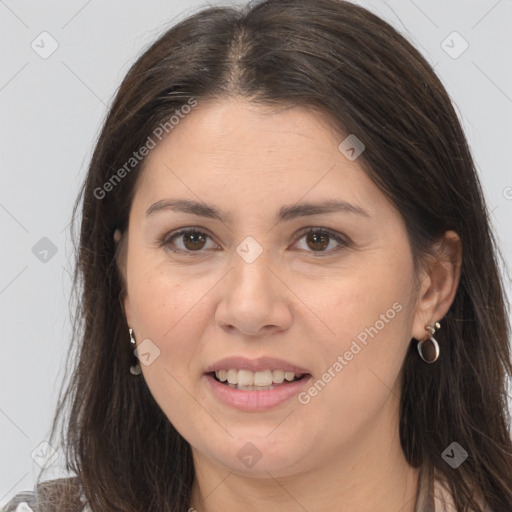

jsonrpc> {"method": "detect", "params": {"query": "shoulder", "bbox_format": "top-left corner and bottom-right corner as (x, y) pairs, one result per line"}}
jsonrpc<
(432, 468), (494, 512)
(1, 491), (38, 512)
(1, 477), (91, 512)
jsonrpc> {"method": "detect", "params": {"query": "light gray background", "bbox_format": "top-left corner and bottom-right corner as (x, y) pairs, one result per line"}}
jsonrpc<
(1, 0), (511, 505)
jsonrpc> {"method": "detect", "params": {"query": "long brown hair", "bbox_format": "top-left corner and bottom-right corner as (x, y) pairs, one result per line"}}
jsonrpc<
(15, 0), (512, 510)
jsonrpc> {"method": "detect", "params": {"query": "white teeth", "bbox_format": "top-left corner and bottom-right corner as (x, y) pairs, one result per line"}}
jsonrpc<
(214, 369), (304, 386)
(253, 369), (272, 387)
(227, 369), (238, 384)
(217, 370), (228, 382)
(238, 369), (254, 386)
(272, 369), (285, 383)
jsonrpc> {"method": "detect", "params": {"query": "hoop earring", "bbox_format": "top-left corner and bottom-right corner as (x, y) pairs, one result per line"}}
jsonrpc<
(128, 328), (141, 375)
(417, 322), (441, 363)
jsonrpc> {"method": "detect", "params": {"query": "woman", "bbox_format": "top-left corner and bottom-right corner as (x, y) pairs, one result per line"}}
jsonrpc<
(3, 0), (511, 510)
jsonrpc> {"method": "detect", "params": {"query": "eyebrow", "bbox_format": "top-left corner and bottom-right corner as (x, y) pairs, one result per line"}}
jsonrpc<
(145, 198), (370, 223)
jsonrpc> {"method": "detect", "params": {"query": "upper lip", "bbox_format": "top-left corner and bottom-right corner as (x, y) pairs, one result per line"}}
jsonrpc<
(205, 356), (311, 374)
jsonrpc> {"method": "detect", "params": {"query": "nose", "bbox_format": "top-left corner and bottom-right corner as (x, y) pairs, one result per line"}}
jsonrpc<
(215, 246), (293, 338)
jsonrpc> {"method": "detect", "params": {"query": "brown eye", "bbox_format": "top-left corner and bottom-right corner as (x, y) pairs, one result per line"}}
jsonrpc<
(305, 231), (330, 251)
(162, 229), (216, 254)
(294, 228), (349, 256)
(161, 227), (349, 257)
(181, 231), (207, 251)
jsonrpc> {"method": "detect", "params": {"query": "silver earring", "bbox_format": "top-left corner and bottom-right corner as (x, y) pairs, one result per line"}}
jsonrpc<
(417, 322), (441, 363)
(128, 328), (141, 375)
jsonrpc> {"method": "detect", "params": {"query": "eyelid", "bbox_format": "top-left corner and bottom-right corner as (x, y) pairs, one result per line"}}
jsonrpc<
(160, 226), (350, 256)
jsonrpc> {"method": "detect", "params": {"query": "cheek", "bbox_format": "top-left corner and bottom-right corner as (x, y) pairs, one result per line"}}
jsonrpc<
(308, 246), (414, 349)
(301, 246), (416, 402)
(127, 263), (216, 432)
(127, 256), (216, 375)
(129, 269), (179, 339)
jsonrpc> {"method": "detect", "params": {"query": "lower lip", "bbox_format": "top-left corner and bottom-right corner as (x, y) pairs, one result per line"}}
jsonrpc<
(204, 373), (312, 412)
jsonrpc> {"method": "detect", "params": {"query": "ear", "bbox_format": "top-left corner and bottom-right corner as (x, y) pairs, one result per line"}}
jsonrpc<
(411, 230), (462, 340)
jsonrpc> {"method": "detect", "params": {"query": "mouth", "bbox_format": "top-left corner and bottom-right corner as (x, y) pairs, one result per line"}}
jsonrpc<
(203, 356), (313, 410)
(208, 369), (310, 391)
(204, 365), (313, 411)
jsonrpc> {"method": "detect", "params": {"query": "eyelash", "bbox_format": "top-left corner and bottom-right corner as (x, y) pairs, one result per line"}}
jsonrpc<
(159, 227), (350, 257)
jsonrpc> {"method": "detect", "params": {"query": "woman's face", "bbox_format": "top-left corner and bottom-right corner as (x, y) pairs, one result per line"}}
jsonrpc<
(121, 98), (430, 477)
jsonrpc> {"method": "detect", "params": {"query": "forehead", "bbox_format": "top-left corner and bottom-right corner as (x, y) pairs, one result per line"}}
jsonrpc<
(131, 98), (394, 222)
(144, 98), (345, 170)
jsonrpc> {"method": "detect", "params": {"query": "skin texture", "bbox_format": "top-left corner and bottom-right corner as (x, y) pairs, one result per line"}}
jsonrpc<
(120, 98), (461, 512)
